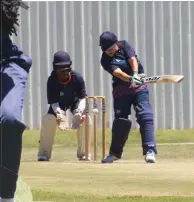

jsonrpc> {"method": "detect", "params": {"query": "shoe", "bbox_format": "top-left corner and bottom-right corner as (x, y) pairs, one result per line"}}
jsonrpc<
(101, 154), (119, 163)
(145, 149), (155, 163)
(37, 156), (49, 161)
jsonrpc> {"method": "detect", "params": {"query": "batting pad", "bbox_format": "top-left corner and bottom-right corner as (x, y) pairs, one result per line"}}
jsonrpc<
(15, 176), (33, 202)
(38, 114), (57, 160)
(77, 115), (92, 158)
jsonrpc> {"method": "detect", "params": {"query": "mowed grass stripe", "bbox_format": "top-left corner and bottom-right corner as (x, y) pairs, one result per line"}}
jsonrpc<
(22, 129), (194, 148)
(32, 190), (194, 202)
(20, 129), (194, 201)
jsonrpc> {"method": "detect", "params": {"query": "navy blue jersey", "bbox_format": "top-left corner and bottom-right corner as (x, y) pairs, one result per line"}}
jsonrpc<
(101, 40), (147, 98)
(1, 30), (23, 58)
(0, 29), (31, 73)
(47, 70), (87, 112)
(101, 40), (144, 82)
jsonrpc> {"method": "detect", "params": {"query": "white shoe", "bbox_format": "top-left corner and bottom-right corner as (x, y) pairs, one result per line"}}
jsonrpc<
(145, 149), (155, 163)
(37, 155), (49, 161)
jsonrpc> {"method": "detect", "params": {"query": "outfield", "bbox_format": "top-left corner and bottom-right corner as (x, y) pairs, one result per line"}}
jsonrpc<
(19, 129), (194, 202)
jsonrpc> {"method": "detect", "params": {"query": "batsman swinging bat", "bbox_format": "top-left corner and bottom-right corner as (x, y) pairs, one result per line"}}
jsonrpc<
(142, 75), (184, 84)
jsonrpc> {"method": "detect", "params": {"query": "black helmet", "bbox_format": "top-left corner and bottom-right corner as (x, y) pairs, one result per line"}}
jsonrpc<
(99, 31), (118, 51)
(53, 51), (72, 66)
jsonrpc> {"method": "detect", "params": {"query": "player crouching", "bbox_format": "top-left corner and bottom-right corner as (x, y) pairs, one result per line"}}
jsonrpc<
(37, 51), (91, 161)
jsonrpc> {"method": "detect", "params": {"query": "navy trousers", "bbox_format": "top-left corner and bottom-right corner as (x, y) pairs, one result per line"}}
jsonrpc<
(113, 87), (157, 156)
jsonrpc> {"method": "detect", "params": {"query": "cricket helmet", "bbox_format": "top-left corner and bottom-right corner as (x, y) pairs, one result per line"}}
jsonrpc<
(99, 31), (118, 51)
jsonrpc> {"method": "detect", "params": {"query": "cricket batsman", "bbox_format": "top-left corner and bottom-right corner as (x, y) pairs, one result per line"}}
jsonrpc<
(37, 51), (91, 161)
(0, 1), (32, 201)
(99, 31), (157, 163)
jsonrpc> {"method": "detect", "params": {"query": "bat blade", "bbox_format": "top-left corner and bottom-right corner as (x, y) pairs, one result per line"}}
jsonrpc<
(142, 75), (184, 84)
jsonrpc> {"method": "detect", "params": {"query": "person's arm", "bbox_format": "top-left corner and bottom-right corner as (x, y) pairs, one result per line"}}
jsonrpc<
(51, 102), (63, 114)
(128, 56), (138, 74)
(101, 54), (142, 86)
(103, 62), (132, 82)
(112, 67), (143, 87)
(77, 73), (87, 99)
(123, 40), (139, 74)
(123, 40), (144, 86)
(112, 68), (131, 82)
(47, 76), (59, 105)
(47, 75), (65, 117)
(73, 73), (87, 115)
(101, 52), (133, 82)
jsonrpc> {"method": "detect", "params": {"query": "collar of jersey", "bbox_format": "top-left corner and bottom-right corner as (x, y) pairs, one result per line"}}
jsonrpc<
(58, 74), (72, 84)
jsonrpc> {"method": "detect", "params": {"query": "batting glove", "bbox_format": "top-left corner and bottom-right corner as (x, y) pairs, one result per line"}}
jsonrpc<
(130, 72), (144, 87)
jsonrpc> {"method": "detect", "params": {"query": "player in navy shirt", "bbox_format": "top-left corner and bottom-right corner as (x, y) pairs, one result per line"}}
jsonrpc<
(100, 31), (157, 163)
(0, 1), (32, 201)
(38, 51), (92, 161)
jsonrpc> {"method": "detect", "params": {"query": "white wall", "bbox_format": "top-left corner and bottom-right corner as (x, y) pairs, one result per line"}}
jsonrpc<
(12, 1), (194, 129)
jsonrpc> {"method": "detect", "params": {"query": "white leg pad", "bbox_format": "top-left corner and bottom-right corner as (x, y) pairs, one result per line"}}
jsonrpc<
(38, 114), (57, 160)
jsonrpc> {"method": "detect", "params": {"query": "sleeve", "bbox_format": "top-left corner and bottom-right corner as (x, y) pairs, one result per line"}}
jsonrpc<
(101, 57), (118, 75)
(71, 98), (86, 115)
(123, 40), (136, 59)
(47, 76), (59, 104)
(76, 74), (87, 99)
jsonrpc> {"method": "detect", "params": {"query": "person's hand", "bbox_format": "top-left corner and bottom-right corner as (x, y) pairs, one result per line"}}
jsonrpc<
(130, 72), (144, 87)
(55, 108), (69, 131)
(72, 109), (83, 129)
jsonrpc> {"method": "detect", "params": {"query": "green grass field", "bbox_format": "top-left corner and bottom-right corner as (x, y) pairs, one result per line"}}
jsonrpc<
(19, 129), (194, 202)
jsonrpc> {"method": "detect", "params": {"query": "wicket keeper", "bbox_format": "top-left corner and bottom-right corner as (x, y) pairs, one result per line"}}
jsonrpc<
(0, 1), (32, 201)
(99, 31), (157, 163)
(37, 51), (91, 161)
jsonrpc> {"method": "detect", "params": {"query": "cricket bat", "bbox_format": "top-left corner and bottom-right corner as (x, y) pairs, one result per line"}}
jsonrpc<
(141, 75), (184, 84)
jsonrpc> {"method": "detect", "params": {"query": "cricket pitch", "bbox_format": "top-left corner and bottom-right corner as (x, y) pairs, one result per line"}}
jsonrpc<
(18, 129), (194, 201)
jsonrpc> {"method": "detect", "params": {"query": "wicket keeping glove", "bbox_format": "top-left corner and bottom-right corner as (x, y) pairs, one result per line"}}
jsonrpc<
(72, 98), (87, 129)
(55, 108), (69, 131)
(130, 72), (144, 87)
(72, 109), (83, 129)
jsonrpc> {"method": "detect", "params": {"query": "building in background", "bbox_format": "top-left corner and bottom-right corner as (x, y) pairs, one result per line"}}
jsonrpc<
(12, 1), (194, 129)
